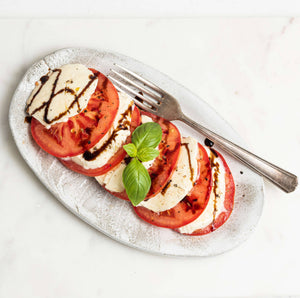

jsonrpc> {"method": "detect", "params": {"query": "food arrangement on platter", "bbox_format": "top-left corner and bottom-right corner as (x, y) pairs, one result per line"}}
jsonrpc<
(25, 63), (235, 236)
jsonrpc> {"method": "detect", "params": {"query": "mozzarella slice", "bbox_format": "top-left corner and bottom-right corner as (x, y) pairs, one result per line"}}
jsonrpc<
(96, 161), (127, 193)
(138, 136), (199, 213)
(96, 115), (156, 192)
(65, 92), (133, 169)
(140, 115), (152, 123)
(178, 149), (227, 234)
(26, 64), (98, 128)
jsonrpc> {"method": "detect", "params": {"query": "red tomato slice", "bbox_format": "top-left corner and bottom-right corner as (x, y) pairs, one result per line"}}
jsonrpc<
(105, 111), (181, 201)
(178, 149), (235, 236)
(133, 143), (212, 229)
(30, 69), (119, 158)
(59, 106), (141, 176)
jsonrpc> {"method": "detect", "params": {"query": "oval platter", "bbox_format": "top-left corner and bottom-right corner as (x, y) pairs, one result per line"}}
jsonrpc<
(9, 47), (264, 256)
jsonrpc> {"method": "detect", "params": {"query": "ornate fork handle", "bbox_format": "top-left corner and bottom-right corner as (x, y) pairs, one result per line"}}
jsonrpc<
(180, 114), (298, 193)
(110, 64), (298, 193)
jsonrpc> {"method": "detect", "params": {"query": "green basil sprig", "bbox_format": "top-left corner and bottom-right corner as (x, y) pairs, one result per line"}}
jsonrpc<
(131, 122), (162, 150)
(122, 158), (151, 206)
(122, 122), (162, 206)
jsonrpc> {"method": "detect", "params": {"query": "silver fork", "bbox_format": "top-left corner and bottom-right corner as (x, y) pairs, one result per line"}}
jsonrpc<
(108, 64), (298, 193)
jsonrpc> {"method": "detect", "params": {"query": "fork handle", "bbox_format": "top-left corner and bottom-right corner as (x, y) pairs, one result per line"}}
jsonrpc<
(179, 114), (298, 193)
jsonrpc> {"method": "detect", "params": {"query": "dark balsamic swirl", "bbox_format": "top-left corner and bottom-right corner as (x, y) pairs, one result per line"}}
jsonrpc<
(209, 149), (220, 229)
(82, 104), (133, 161)
(25, 68), (98, 125)
(181, 143), (194, 182)
(161, 179), (172, 196)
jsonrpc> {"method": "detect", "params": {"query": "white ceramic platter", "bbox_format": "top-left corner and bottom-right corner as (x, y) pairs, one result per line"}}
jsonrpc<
(9, 48), (264, 256)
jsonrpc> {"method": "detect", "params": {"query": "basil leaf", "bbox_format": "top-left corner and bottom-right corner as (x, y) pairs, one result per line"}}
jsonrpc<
(123, 143), (137, 157)
(132, 122), (162, 150)
(137, 147), (159, 162)
(122, 158), (151, 206)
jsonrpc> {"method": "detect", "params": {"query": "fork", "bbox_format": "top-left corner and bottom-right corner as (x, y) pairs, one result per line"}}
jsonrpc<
(108, 64), (298, 193)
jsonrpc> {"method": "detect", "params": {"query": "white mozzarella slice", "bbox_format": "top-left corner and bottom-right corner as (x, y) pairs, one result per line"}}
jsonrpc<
(26, 64), (98, 128)
(178, 149), (227, 234)
(141, 115), (152, 123)
(65, 92), (133, 169)
(137, 136), (199, 213)
(96, 161), (127, 193)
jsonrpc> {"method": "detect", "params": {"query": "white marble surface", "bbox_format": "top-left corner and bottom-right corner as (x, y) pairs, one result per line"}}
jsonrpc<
(2, 0), (300, 17)
(0, 17), (299, 298)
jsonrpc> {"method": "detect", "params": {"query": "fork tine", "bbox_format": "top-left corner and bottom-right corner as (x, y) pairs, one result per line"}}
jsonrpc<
(115, 64), (163, 95)
(127, 96), (155, 114)
(113, 84), (123, 93)
(111, 69), (162, 103)
(110, 80), (153, 113)
(108, 75), (159, 109)
(108, 76), (156, 113)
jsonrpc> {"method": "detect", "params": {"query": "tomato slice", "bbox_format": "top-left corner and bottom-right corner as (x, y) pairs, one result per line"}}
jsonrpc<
(133, 143), (212, 229)
(105, 111), (181, 201)
(30, 69), (119, 158)
(59, 106), (141, 176)
(177, 149), (235, 236)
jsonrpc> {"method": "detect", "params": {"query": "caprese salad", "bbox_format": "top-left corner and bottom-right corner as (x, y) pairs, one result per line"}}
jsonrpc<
(25, 63), (235, 236)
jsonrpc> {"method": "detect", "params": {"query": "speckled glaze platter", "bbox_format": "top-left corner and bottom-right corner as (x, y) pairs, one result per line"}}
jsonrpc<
(9, 47), (264, 256)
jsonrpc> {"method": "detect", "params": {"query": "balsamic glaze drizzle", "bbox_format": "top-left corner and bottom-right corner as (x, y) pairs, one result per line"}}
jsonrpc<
(209, 149), (220, 228)
(25, 69), (98, 125)
(161, 179), (172, 196)
(24, 116), (32, 124)
(181, 143), (194, 182)
(82, 104), (133, 161)
(204, 138), (214, 147)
